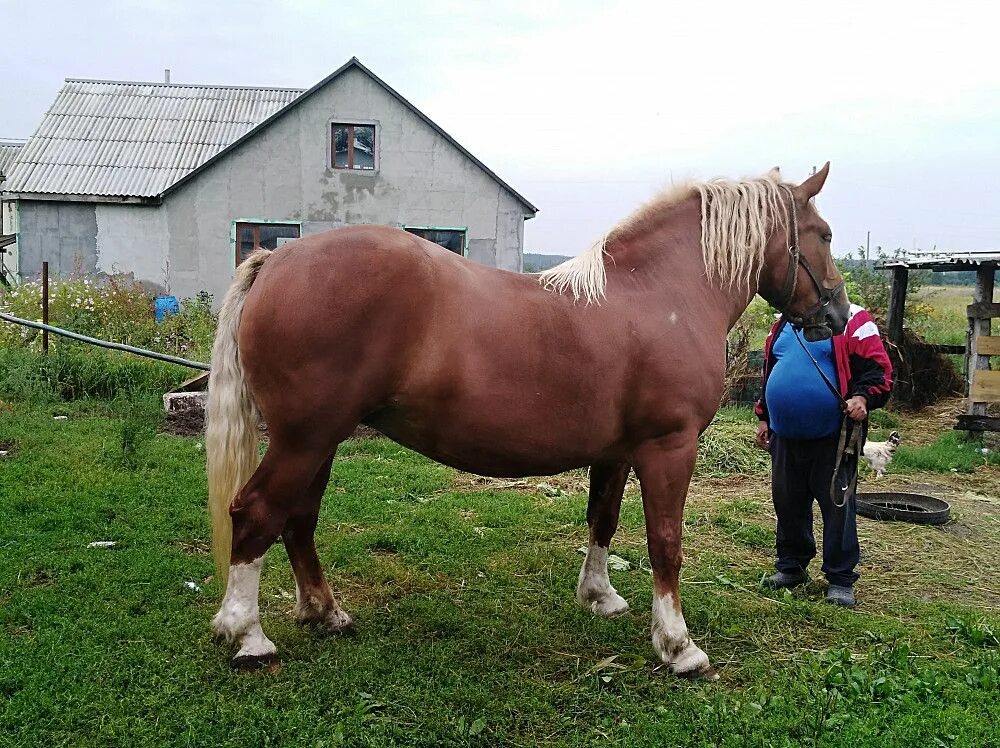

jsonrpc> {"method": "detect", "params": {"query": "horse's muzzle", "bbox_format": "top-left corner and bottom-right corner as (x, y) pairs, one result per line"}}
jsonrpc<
(798, 298), (849, 341)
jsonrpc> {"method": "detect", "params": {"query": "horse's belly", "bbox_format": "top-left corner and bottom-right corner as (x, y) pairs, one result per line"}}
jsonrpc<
(364, 402), (621, 478)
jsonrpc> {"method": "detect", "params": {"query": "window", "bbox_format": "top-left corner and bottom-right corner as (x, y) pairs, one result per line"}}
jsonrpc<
(235, 222), (300, 265)
(332, 123), (376, 170)
(405, 227), (466, 255)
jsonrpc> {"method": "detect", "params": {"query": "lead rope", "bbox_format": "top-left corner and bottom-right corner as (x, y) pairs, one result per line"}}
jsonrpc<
(790, 325), (862, 510)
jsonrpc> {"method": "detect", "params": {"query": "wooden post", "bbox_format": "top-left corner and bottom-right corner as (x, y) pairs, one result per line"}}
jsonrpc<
(886, 266), (908, 347)
(42, 261), (49, 354)
(967, 264), (996, 417)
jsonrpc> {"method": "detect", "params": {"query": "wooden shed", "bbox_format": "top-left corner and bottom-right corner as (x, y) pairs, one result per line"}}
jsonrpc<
(881, 252), (998, 433)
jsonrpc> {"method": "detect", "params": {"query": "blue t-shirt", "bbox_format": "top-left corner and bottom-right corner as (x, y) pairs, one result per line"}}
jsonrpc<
(764, 324), (842, 440)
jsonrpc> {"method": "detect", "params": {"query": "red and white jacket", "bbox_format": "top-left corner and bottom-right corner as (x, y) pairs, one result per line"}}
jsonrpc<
(754, 305), (893, 423)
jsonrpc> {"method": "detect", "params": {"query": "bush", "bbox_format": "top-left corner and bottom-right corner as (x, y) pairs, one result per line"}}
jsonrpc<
(0, 276), (217, 361)
(0, 275), (214, 403)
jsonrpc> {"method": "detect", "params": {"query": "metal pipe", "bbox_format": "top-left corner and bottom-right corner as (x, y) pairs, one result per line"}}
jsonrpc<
(0, 310), (210, 371)
(42, 261), (49, 353)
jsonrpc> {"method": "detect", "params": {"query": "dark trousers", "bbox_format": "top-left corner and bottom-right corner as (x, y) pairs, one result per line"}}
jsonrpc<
(770, 431), (860, 588)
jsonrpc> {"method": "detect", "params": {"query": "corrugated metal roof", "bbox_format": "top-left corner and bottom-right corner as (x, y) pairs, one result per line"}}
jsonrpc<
(0, 140), (25, 178)
(4, 80), (303, 198)
(880, 252), (1000, 270)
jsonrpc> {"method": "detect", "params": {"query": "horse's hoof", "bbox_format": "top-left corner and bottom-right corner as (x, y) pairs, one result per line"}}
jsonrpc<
(303, 606), (355, 637)
(230, 652), (281, 673)
(673, 665), (719, 682)
(316, 615), (356, 638)
(589, 593), (630, 618)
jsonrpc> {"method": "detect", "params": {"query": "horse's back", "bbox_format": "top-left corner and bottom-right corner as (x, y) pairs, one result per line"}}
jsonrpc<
(235, 225), (631, 471)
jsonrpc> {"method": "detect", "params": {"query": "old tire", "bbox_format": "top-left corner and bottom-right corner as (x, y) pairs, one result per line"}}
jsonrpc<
(856, 492), (951, 525)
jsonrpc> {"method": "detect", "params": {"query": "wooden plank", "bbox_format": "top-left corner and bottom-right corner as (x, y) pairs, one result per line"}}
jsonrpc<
(976, 336), (1000, 355)
(970, 370), (1000, 402)
(931, 343), (966, 355)
(967, 302), (1000, 319)
(955, 414), (1000, 433)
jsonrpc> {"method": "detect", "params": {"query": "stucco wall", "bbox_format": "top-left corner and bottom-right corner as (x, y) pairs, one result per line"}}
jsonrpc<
(94, 204), (169, 290)
(16, 201), (97, 278)
(162, 66), (531, 301)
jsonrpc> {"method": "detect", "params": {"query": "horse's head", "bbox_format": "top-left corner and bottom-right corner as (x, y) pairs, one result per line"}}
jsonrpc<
(760, 163), (849, 341)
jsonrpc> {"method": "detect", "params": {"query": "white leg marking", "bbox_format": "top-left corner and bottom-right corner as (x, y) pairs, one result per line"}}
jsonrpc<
(576, 543), (630, 617)
(235, 622), (277, 660)
(212, 558), (276, 658)
(651, 592), (714, 678)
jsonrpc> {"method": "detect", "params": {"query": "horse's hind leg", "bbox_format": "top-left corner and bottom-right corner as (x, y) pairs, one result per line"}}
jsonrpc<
(576, 462), (631, 617)
(283, 455), (354, 635)
(213, 443), (330, 669)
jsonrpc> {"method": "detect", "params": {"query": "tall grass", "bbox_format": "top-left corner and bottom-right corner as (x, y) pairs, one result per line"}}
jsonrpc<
(0, 346), (187, 403)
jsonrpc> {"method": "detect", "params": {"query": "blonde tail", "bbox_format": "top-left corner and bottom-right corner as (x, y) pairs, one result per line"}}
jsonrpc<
(207, 249), (272, 588)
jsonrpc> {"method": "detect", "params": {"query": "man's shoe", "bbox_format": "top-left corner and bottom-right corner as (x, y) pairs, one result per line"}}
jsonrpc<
(762, 570), (809, 589)
(826, 585), (856, 608)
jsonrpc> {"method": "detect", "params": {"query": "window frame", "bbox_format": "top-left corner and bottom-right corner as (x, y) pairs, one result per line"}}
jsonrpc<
(231, 219), (302, 268)
(329, 120), (379, 173)
(404, 225), (468, 258)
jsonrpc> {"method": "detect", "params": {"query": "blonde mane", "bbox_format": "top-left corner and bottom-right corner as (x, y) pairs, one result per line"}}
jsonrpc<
(538, 173), (789, 303)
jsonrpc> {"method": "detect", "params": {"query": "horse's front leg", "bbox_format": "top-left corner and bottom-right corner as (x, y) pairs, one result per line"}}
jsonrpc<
(213, 445), (327, 669)
(577, 462), (631, 616)
(633, 433), (717, 679)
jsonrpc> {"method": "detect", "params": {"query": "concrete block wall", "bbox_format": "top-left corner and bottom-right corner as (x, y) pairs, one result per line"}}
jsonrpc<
(16, 201), (97, 278)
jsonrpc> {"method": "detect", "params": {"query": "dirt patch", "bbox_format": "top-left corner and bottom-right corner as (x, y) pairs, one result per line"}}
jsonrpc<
(163, 404), (205, 436)
(174, 539), (210, 556)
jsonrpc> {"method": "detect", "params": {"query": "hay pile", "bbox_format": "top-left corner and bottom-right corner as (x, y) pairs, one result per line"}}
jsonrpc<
(696, 421), (769, 477)
(880, 322), (964, 410)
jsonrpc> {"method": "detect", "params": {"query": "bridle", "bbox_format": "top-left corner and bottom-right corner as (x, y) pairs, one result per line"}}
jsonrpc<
(771, 186), (846, 330)
(770, 187), (859, 508)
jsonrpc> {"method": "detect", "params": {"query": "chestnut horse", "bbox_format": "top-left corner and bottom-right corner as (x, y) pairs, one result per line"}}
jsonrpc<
(208, 164), (848, 676)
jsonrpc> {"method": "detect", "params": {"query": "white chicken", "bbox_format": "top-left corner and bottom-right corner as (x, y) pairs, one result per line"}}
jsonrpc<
(862, 430), (901, 479)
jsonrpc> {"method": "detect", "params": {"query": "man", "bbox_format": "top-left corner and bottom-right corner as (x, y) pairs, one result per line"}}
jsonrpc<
(754, 303), (892, 608)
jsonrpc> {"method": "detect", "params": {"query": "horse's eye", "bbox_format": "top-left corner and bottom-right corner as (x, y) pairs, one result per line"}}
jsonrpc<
(821, 233), (833, 243)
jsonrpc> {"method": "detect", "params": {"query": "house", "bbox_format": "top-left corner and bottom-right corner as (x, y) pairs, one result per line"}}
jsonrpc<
(1, 58), (537, 301)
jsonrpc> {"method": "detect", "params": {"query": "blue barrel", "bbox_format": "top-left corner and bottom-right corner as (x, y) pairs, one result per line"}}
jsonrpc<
(155, 295), (180, 323)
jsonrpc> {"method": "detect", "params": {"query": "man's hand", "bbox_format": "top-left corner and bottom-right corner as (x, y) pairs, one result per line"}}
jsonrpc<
(845, 395), (868, 422)
(755, 421), (770, 450)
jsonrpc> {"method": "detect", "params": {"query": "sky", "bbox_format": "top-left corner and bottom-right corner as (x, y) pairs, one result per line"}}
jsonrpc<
(2, 0), (998, 258)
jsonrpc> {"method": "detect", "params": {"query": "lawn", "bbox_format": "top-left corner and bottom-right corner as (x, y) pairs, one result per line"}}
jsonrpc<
(1, 398), (999, 747)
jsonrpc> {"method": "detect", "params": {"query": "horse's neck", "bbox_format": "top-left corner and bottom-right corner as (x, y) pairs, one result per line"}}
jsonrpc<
(605, 205), (757, 334)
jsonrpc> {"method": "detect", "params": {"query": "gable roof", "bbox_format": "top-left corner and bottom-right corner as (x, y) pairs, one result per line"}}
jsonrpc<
(4, 81), (303, 199)
(162, 57), (537, 214)
(0, 139), (25, 179)
(6, 58), (537, 215)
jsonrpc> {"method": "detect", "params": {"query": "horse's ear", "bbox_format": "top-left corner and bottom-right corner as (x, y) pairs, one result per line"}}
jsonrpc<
(795, 162), (830, 200)
(767, 166), (781, 179)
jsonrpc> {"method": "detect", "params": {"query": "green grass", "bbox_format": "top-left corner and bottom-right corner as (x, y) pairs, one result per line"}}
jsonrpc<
(911, 286), (975, 347)
(0, 346), (187, 403)
(892, 431), (1000, 474)
(1, 402), (999, 747)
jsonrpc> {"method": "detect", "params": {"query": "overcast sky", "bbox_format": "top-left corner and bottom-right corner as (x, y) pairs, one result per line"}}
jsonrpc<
(2, 0), (997, 257)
